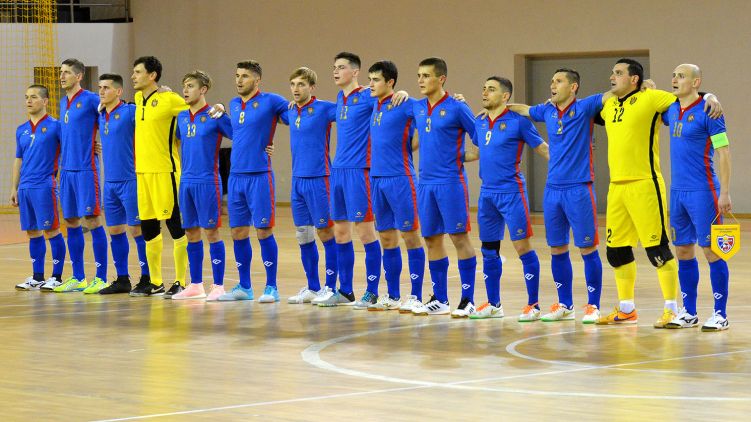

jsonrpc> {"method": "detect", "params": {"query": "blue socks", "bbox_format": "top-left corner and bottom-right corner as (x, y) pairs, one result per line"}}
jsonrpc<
(29, 236), (46, 281)
(678, 258), (700, 315)
(364, 240), (381, 295)
(709, 259), (729, 317)
(111, 232), (129, 277)
(520, 250), (540, 306)
(457, 256), (476, 301)
(382, 247), (401, 299)
(48, 233), (66, 279)
(429, 257), (449, 303)
(481, 248), (502, 307)
(134, 235), (149, 277)
(582, 250), (602, 308)
(67, 226), (85, 280)
(91, 226), (108, 280)
(300, 241), (321, 291)
(407, 247), (425, 300)
(323, 238), (338, 290)
(187, 240), (203, 284)
(551, 251), (574, 308)
(337, 241), (355, 295)
(234, 238), (252, 289)
(259, 235), (278, 288)
(209, 240), (225, 286)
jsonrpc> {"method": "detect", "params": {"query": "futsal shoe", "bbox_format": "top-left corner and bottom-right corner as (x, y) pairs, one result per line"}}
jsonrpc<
(701, 310), (730, 332)
(205, 284), (226, 302)
(665, 308), (699, 329)
(172, 283), (207, 300)
(399, 295), (422, 314)
(15, 277), (45, 291)
(353, 291), (377, 310)
(654, 308), (678, 328)
(318, 290), (355, 307)
(53, 277), (87, 293)
(581, 304), (601, 324)
(368, 294), (402, 311)
(451, 298), (476, 318)
(99, 277), (132, 295)
(412, 295), (450, 316)
(311, 286), (334, 305)
(541, 303), (575, 322)
(129, 281), (165, 297)
(217, 284), (254, 301)
(469, 302), (504, 319)
(518, 304), (541, 322)
(596, 307), (638, 325)
(258, 285), (280, 303)
(40, 277), (62, 291)
(288, 287), (318, 304)
(83, 277), (107, 294)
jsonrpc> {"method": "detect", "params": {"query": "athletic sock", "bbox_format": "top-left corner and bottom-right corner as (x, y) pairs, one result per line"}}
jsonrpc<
(709, 259), (729, 318)
(67, 226), (86, 280)
(233, 238), (252, 289)
(134, 235), (149, 277)
(656, 259), (679, 303)
(300, 241), (320, 291)
(481, 248), (502, 307)
(259, 235), (278, 288)
(678, 258), (700, 315)
(364, 240), (381, 295)
(187, 240), (203, 284)
(145, 234), (164, 286)
(337, 241), (355, 295)
(519, 250), (540, 307)
(110, 232), (130, 277)
(209, 240), (225, 286)
(582, 250), (602, 308)
(91, 226), (108, 280)
(173, 235), (188, 286)
(48, 233), (66, 280)
(407, 247), (425, 301)
(382, 247), (402, 299)
(29, 236), (46, 281)
(457, 256), (477, 302)
(429, 257), (449, 303)
(614, 261), (637, 312)
(551, 251), (573, 308)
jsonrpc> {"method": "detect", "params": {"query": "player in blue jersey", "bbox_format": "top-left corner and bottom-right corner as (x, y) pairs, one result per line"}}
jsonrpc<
(407, 57), (478, 317)
(278, 67), (340, 304)
(507, 69), (608, 323)
(364, 60), (426, 312)
(661, 64), (732, 332)
(219, 60), (288, 302)
(170, 70), (233, 301)
(466, 77), (549, 321)
(12, 85), (68, 291)
(95, 73), (152, 295)
(55, 58), (109, 293)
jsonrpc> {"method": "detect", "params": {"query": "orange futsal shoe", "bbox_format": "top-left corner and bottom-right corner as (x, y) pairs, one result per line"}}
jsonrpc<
(596, 307), (638, 325)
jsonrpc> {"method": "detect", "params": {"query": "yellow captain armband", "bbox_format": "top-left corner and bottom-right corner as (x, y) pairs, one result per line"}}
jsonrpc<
(711, 132), (729, 149)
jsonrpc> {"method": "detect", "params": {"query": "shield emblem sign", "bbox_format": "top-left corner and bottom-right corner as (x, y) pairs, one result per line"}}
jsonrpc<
(711, 222), (741, 261)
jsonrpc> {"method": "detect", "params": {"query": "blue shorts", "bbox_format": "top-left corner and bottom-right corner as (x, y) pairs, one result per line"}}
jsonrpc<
(417, 182), (470, 238)
(228, 172), (274, 229)
(671, 189), (720, 247)
(180, 180), (222, 229)
(291, 176), (332, 228)
(543, 183), (599, 248)
(103, 180), (140, 226)
(330, 168), (373, 223)
(372, 175), (419, 232)
(60, 169), (101, 219)
(477, 190), (532, 242)
(18, 186), (59, 231)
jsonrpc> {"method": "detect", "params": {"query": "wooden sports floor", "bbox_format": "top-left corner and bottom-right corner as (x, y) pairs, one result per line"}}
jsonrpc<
(1, 208), (749, 421)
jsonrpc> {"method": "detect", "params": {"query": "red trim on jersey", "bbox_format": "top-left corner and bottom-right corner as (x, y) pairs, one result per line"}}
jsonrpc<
(189, 104), (210, 122)
(455, 129), (471, 232)
(514, 140), (532, 237)
(29, 114), (49, 132)
(487, 108), (509, 129)
(556, 99), (575, 119)
(324, 122), (332, 176)
(214, 133), (223, 228)
(704, 136), (721, 219)
(366, 133), (372, 168)
(363, 168), (374, 222)
(65, 89), (84, 110)
(266, 116), (279, 170)
(105, 101), (124, 121)
(324, 176), (334, 228)
(678, 96), (703, 120)
(267, 171), (276, 228)
(296, 96), (316, 115)
(400, 121), (419, 230)
(341, 86), (363, 105)
(50, 181), (60, 230)
(587, 183), (599, 246)
(240, 90), (262, 110)
(588, 119), (596, 181)
(90, 121), (101, 216)
(377, 94), (394, 111)
(427, 91), (449, 115)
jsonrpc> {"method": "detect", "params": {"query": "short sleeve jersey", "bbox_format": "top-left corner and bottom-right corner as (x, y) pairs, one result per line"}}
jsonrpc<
(472, 110), (544, 193)
(662, 98), (727, 191)
(529, 93), (603, 185)
(59, 89), (99, 171)
(601, 89), (676, 182)
(99, 101), (136, 182)
(280, 97), (336, 178)
(134, 90), (188, 173)
(176, 105), (233, 183)
(229, 91), (288, 174)
(16, 115), (61, 189)
(412, 93), (477, 184)
(369, 96), (416, 177)
(333, 86), (377, 169)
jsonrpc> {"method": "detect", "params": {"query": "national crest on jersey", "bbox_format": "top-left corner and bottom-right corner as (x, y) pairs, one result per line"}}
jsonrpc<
(177, 105), (233, 182)
(99, 101), (136, 182)
(369, 96), (416, 177)
(334, 87), (376, 168)
(229, 91), (288, 174)
(16, 115), (61, 189)
(59, 89), (100, 171)
(281, 97), (336, 177)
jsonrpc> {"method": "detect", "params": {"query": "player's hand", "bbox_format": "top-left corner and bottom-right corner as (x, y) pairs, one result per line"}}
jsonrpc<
(94, 139), (102, 156)
(265, 144), (274, 156)
(157, 85), (172, 93)
(718, 193), (732, 214)
(641, 79), (657, 91)
(208, 103), (225, 119)
(10, 191), (18, 207)
(703, 94), (723, 118)
(475, 109), (489, 119)
(392, 90), (409, 106)
(453, 93), (466, 103)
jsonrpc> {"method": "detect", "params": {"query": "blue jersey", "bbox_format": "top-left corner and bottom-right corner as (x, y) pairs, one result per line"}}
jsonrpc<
(16, 115), (61, 189)
(176, 104), (233, 183)
(412, 93), (476, 184)
(472, 109), (544, 193)
(99, 101), (136, 182)
(60, 89), (100, 171)
(528, 93), (603, 185)
(370, 95), (416, 177)
(334, 86), (377, 169)
(662, 98), (726, 191)
(280, 97), (336, 177)
(229, 91), (288, 174)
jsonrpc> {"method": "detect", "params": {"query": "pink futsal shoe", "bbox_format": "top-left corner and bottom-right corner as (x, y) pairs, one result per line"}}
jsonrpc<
(172, 283), (207, 300)
(206, 284), (226, 301)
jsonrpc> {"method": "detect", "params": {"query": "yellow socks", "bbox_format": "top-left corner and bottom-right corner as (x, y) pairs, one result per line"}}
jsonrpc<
(173, 235), (188, 287)
(657, 259), (679, 302)
(614, 261), (637, 301)
(145, 234), (164, 286)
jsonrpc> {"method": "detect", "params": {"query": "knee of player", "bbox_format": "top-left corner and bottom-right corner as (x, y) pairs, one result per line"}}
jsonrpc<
(645, 242), (674, 268)
(481, 240), (501, 258)
(43, 228), (60, 238)
(316, 226), (334, 242)
(108, 224), (127, 236)
(204, 228), (221, 243)
(512, 238), (532, 256)
(401, 230), (422, 249)
(165, 217), (185, 239)
(296, 226), (316, 245)
(256, 227), (274, 240)
(701, 246), (722, 263)
(606, 245), (635, 268)
(140, 219), (161, 241)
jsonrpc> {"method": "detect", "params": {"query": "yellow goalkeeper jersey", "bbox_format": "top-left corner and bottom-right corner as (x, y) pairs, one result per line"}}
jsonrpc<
(134, 90), (188, 173)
